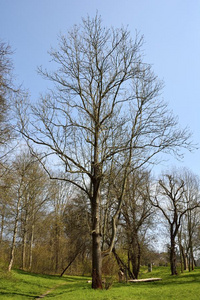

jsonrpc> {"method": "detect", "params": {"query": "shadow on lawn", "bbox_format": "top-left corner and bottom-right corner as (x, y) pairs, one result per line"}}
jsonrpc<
(0, 291), (36, 299)
(15, 269), (89, 282)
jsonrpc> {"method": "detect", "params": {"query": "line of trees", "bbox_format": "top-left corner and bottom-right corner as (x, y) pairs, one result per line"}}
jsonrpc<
(0, 15), (199, 289)
(1, 152), (200, 279)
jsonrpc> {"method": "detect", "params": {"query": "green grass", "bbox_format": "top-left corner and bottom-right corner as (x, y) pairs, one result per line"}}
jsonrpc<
(1, 266), (200, 299)
(0, 268), (67, 299)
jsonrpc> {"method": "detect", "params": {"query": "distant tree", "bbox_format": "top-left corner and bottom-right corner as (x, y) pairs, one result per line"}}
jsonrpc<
(0, 166), (13, 245)
(121, 170), (154, 279)
(7, 151), (49, 272)
(20, 154), (49, 271)
(153, 170), (200, 275)
(17, 15), (192, 288)
(177, 169), (200, 272)
(0, 42), (19, 160)
(47, 179), (71, 274)
(61, 191), (91, 276)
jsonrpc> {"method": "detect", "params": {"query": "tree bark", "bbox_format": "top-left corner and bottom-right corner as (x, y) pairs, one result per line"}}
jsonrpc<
(0, 206), (5, 244)
(92, 232), (102, 289)
(91, 186), (103, 289)
(28, 223), (34, 271)
(112, 248), (135, 280)
(8, 195), (21, 272)
(130, 238), (141, 279)
(54, 219), (60, 274)
(170, 231), (177, 275)
(22, 210), (28, 270)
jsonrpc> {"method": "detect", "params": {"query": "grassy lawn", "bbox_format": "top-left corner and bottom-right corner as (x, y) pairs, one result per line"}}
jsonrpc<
(1, 266), (200, 299)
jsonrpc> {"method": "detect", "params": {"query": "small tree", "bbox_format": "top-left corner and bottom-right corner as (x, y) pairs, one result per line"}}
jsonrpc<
(17, 15), (192, 288)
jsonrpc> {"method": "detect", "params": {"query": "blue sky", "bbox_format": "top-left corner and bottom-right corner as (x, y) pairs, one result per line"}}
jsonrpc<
(1, 0), (200, 176)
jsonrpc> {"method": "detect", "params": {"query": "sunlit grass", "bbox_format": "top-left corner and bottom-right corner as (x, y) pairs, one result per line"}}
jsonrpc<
(0, 266), (200, 299)
(0, 268), (67, 299)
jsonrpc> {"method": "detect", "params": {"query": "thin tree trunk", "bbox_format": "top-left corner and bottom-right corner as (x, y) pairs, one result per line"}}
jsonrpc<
(28, 223), (34, 271)
(178, 232), (184, 273)
(179, 244), (183, 273)
(112, 248), (135, 279)
(60, 249), (81, 277)
(189, 240), (194, 271)
(0, 206), (5, 243)
(8, 196), (21, 272)
(54, 219), (60, 274)
(183, 252), (188, 270)
(22, 228), (27, 270)
(22, 211), (28, 270)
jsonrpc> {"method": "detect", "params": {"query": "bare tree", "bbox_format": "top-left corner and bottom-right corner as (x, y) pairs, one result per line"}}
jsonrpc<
(121, 170), (154, 279)
(153, 170), (200, 275)
(47, 179), (72, 274)
(17, 15), (192, 288)
(177, 169), (200, 272)
(61, 191), (91, 276)
(0, 42), (20, 165)
(7, 155), (30, 272)
(0, 42), (12, 146)
(20, 154), (49, 271)
(0, 167), (13, 245)
(5, 151), (49, 272)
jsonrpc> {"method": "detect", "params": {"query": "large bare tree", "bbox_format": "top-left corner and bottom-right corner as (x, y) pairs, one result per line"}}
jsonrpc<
(17, 15), (192, 288)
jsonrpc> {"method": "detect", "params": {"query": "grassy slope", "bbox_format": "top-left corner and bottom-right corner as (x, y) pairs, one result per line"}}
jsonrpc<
(0, 267), (200, 299)
(0, 269), (67, 299)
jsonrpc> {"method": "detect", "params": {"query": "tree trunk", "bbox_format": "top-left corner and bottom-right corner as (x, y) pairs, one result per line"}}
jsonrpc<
(92, 231), (102, 289)
(130, 237), (141, 279)
(189, 239), (194, 271)
(60, 249), (81, 277)
(8, 196), (21, 272)
(22, 212), (28, 270)
(54, 219), (60, 274)
(179, 244), (183, 273)
(22, 227), (27, 270)
(112, 248), (135, 279)
(170, 234), (177, 275)
(181, 246), (188, 271)
(28, 223), (34, 271)
(91, 178), (102, 289)
(0, 205), (5, 244)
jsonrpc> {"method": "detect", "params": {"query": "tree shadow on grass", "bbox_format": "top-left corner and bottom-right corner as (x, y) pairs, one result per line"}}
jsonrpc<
(0, 291), (36, 299)
(15, 269), (89, 282)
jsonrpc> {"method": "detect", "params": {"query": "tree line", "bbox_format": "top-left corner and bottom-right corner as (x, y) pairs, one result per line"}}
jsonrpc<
(0, 14), (199, 289)
(1, 153), (200, 279)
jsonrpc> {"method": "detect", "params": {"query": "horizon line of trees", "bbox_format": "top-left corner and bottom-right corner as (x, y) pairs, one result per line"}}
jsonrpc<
(1, 149), (200, 279)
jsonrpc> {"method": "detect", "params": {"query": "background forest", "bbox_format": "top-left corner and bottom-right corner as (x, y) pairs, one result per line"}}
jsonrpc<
(1, 150), (200, 279)
(1, 10), (200, 290)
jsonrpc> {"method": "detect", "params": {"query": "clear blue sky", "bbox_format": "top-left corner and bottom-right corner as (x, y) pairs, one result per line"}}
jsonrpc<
(1, 0), (200, 176)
